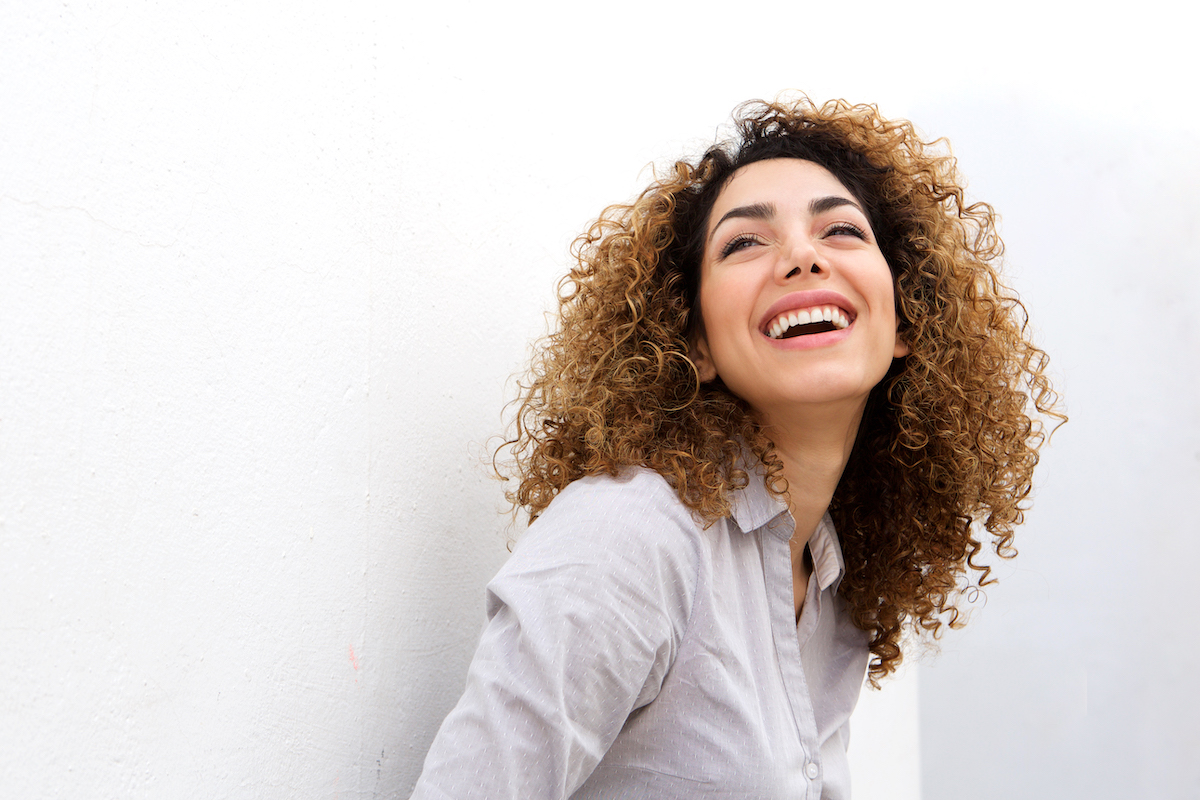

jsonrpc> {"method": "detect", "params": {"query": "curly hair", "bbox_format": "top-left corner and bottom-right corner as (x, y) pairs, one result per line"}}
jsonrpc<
(498, 95), (1063, 683)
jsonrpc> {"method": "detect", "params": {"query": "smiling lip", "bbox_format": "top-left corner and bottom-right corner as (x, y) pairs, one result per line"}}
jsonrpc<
(760, 290), (857, 336)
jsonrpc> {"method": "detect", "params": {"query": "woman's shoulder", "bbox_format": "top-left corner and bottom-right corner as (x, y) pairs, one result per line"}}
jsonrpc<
(536, 468), (701, 540)
(504, 468), (708, 583)
(553, 467), (687, 509)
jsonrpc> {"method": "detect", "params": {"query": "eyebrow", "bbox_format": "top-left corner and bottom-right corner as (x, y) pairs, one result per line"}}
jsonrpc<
(708, 195), (865, 244)
(709, 202), (775, 241)
(809, 195), (863, 217)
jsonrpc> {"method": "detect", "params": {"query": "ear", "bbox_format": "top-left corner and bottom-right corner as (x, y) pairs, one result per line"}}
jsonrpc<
(893, 330), (910, 359)
(690, 328), (718, 383)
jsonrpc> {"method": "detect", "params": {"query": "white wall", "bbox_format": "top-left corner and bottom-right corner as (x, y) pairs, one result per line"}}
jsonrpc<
(910, 96), (1200, 798)
(1, 3), (1194, 798)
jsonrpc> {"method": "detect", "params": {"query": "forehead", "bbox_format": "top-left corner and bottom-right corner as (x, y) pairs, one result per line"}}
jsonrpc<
(710, 159), (854, 217)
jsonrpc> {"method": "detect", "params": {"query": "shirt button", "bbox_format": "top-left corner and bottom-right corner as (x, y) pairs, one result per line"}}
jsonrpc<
(805, 762), (819, 779)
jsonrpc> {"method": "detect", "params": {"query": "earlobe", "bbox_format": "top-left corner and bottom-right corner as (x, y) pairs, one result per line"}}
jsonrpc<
(690, 334), (718, 383)
(893, 332), (910, 358)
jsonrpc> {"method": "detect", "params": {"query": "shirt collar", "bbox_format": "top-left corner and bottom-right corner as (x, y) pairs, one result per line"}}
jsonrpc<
(809, 514), (848, 595)
(727, 463), (790, 534)
(728, 464), (849, 595)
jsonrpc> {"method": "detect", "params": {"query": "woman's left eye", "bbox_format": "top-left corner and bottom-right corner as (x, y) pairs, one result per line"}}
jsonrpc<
(823, 222), (867, 240)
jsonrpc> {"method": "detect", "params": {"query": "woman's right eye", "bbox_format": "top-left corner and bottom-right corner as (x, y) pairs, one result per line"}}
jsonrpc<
(720, 234), (763, 258)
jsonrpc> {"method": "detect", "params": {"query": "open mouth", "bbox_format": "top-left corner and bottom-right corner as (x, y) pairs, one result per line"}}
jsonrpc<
(766, 305), (852, 340)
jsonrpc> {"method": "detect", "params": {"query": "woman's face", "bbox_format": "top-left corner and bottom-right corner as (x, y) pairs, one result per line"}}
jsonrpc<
(691, 158), (908, 423)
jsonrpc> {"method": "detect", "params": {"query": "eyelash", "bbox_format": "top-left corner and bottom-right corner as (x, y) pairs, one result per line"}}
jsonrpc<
(720, 233), (765, 258)
(823, 222), (867, 239)
(719, 222), (867, 259)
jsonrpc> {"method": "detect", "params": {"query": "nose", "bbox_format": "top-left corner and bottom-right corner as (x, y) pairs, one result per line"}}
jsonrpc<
(778, 236), (827, 282)
(783, 262), (824, 279)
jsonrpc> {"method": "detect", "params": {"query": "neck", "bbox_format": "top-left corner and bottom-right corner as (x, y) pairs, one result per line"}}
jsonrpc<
(760, 398), (866, 552)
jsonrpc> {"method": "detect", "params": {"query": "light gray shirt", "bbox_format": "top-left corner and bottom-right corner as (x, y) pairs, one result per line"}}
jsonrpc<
(409, 467), (871, 799)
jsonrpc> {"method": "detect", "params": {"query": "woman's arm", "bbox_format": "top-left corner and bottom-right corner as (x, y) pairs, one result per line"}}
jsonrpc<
(409, 471), (702, 800)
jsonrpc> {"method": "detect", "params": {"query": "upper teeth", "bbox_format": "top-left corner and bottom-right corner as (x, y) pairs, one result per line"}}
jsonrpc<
(767, 306), (850, 339)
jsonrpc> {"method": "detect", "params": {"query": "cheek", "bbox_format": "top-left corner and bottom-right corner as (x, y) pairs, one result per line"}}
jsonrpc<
(698, 266), (755, 332)
(697, 288), (738, 356)
(695, 272), (722, 338)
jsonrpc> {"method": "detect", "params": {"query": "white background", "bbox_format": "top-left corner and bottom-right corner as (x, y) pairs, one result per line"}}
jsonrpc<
(2, 2), (1196, 798)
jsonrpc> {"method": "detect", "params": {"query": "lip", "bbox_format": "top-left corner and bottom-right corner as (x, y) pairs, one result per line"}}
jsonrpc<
(759, 290), (857, 335)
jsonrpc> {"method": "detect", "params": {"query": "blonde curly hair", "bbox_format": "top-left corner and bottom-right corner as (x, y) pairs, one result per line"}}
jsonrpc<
(498, 95), (1063, 683)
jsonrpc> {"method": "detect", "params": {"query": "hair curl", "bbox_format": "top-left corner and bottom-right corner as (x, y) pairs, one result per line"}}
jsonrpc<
(498, 95), (1063, 683)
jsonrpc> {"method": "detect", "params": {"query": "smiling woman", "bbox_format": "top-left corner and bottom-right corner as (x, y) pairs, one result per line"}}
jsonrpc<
(408, 96), (1063, 800)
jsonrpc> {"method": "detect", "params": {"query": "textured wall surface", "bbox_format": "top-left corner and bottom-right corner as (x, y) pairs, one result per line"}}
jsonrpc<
(2, 3), (1194, 799)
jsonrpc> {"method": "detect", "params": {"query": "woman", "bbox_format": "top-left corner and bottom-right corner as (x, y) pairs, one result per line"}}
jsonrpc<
(409, 96), (1061, 799)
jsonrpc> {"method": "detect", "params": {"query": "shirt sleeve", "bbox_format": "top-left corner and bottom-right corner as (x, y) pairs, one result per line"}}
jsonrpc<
(408, 471), (702, 800)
